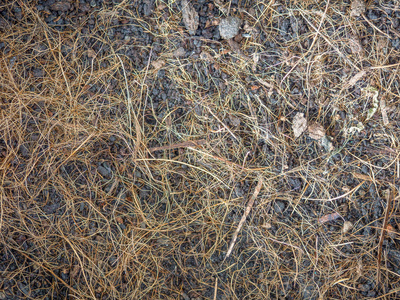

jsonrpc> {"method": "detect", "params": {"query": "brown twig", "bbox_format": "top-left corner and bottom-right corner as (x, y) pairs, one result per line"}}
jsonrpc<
(377, 188), (394, 282)
(225, 178), (263, 260)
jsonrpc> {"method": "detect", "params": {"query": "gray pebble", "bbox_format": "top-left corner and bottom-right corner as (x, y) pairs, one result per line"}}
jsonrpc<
(274, 201), (285, 213)
(219, 16), (241, 40)
(98, 165), (111, 178)
(181, 292), (190, 300)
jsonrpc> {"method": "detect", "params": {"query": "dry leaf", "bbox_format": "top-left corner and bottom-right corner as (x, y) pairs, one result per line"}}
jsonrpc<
(319, 212), (341, 224)
(377, 37), (388, 53)
(205, 18), (219, 28)
(350, 0), (366, 17)
(200, 51), (215, 62)
(181, 0), (199, 35)
(346, 70), (367, 88)
(386, 224), (397, 239)
(71, 265), (80, 278)
(308, 122), (325, 140)
(262, 221), (272, 229)
(157, 3), (167, 10)
(342, 221), (353, 233)
(292, 113), (307, 138)
(349, 36), (363, 54)
(151, 59), (165, 70)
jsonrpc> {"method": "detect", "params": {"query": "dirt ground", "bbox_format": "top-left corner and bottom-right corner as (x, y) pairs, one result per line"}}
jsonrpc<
(1, 0), (400, 299)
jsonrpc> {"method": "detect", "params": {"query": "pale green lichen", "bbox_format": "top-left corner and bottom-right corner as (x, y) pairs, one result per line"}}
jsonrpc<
(346, 121), (365, 136)
(364, 86), (379, 121)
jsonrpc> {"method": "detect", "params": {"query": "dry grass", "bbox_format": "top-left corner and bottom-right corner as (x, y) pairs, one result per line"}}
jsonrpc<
(1, 0), (400, 299)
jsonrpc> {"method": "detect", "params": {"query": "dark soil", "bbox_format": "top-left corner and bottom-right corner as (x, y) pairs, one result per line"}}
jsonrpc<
(1, 0), (400, 299)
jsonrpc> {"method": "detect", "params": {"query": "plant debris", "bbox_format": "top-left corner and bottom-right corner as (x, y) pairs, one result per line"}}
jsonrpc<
(308, 122), (326, 140)
(318, 212), (341, 224)
(364, 86), (379, 121)
(2, 1), (400, 299)
(342, 221), (354, 234)
(350, 0), (366, 17)
(181, 0), (199, 35)
(151, 59), (166, 70)
(225, 179), (263, 260)
(346, 70), (367, 89)
(292, 112), (307, 138)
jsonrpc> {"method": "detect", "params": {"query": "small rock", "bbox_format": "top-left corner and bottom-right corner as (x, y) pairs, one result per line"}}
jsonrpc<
(32, 68), (44, 78)
(319, 136), (333, 152)
(173, 47), (186, 58)
(274, 201), (285, 213)
(143, 0), (154, 16)
(308, 122), (325, 140)
(98, 165), (111, 178)
(219, 16), (241, 40)
(181, 292), (190, 300)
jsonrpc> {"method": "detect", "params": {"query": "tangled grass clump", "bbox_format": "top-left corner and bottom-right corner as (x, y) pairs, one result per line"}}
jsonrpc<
(1, 0), (400, 299)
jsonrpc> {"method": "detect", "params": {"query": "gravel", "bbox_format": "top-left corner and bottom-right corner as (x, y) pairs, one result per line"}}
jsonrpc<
(219, 16), (241, 40)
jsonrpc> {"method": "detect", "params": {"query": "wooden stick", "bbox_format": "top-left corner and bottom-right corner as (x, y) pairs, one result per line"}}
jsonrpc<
(213, 277), (218, 300)
(225, 178), (263, 259)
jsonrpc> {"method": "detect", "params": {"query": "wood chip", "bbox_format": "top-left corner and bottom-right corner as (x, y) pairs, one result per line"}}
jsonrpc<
(252, 52), (260, 69)
(181, 0), (199, 35)
(308, 122), (326, 140)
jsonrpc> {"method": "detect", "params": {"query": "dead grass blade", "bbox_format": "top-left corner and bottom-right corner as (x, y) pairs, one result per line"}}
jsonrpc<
(225, 178), (263, 260)
(377, 189), (394, 282)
